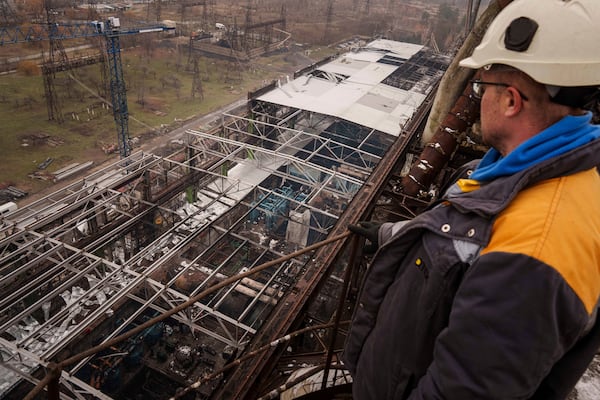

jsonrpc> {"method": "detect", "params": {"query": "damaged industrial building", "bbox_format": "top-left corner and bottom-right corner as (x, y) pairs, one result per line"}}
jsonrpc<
(0, 39), (453, 399)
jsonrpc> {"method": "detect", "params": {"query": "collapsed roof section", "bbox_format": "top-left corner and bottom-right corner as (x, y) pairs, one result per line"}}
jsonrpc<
(0, 39), (450, 399)
(0, 112), (379, 397)
(255, 39), (451, 137)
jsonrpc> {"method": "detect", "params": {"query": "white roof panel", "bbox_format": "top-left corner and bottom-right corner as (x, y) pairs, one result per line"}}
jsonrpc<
(365, 39), (423, 59)
(347, 62), (396, 85)
(356, 92), (399, 114)
(340, 102), (389, 134)
(342, 50), (387, 63)
(319, 57), (370, 76)
(257, 39), (445, 138)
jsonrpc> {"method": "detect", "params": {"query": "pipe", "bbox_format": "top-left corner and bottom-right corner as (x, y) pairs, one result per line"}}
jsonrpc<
(402, 84), (480, 197)
(404, 0), (513, 197)
(169, 321), (350, 400)
(23, 232), (352, 400)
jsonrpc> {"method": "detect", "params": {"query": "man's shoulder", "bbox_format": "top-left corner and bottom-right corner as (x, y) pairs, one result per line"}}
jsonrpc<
(485, 169), (599, 251)
(482, 168), (600, 313)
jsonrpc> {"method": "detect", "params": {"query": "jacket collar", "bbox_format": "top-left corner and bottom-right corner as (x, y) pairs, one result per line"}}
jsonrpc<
(446, 137), (600, 217)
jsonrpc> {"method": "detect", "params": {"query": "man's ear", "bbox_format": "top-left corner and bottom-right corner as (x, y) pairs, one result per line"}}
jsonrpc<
(504, 87), (525, 117)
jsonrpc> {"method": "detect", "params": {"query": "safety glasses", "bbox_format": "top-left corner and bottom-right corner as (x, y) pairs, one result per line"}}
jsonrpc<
(470, 79), (529, 101)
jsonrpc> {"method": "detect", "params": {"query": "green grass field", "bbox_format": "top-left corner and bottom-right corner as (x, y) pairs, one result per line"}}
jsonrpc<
(0, 43), (334, 196)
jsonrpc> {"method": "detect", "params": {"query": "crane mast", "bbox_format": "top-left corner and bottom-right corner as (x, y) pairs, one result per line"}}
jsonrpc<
(0, 18), (175, 158)
(103, 18), (130, 157)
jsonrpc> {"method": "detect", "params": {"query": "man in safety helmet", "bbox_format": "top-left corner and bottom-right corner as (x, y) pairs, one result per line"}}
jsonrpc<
(343, 0), (600, 398)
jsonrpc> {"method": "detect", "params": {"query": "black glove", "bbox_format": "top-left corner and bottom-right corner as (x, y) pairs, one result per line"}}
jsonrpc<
(348, 221), (381, 254)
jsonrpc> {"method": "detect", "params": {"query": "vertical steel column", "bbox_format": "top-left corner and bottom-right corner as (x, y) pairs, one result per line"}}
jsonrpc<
(105, 34), (131, 158)
(42, 0), (66, 123)
(321, 234), (360, 390)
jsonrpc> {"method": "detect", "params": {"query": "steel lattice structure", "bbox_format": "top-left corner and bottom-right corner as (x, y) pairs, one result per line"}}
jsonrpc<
(0, 107), (388, 397)
(0, 19), (174, 157)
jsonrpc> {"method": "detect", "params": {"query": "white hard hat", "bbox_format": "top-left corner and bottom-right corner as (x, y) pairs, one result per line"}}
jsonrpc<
(459, 0), (600, 87)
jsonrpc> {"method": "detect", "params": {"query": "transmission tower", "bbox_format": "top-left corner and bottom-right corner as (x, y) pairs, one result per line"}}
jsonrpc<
(203, 1), (208, 28)
(42, 0), (71, 123)
(0, 0), (19, 26)
(323, 0), (334, 43)
(280, 4), (287, 31)
(147, 0), (161, 21)
(85, 0), (108, 99)
(191, 56), (203, 100)
(86, 0), (99, 20)
(178, 0), (212, 27)
(4, 18), (174, 158)
(243, 0), (252, 52)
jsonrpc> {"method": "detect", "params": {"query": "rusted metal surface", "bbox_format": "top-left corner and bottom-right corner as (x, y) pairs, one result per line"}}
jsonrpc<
(216, 85), (438, 400)
(401, 87), (480, 196)
(321, 235), (359, 391)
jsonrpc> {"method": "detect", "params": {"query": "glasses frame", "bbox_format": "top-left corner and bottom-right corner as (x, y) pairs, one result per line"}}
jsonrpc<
(470, 79), (529, 101)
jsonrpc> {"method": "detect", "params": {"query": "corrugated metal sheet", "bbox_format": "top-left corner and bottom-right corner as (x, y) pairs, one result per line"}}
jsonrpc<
(257, 39), (432, 137)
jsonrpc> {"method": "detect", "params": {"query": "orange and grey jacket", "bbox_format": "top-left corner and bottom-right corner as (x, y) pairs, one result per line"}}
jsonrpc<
(343, 137), (600, 399)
